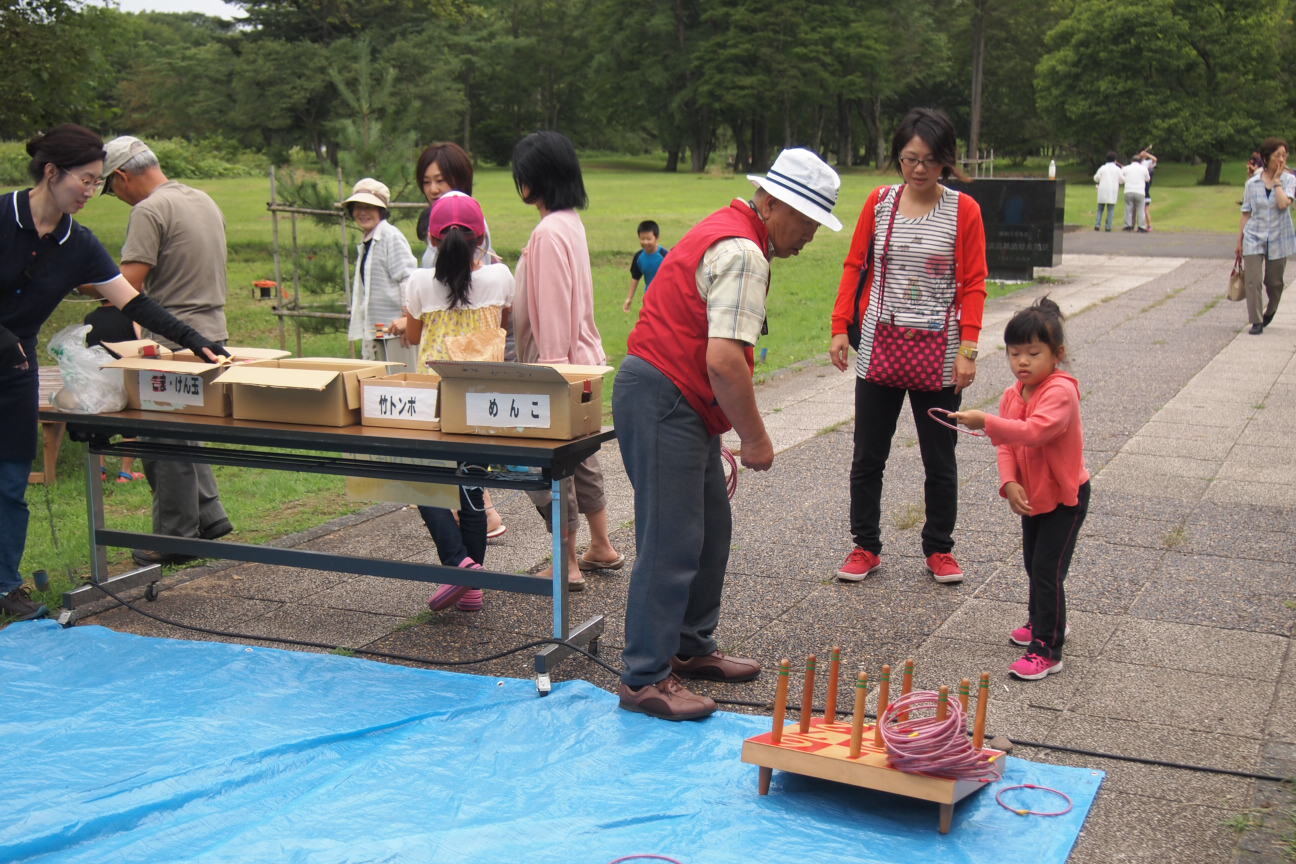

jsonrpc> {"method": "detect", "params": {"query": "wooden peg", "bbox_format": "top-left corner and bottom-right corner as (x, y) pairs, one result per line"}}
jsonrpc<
(770, 659), (791, 744)
(958, 677), (971, 721)
(936, 685), (949, 721)
(848, 670), (869, 758)
(824, 646), (842, 724)
(799, 654), (817, 734)
(900, 658), (915, 720)
(972, 672), (990, 750)
(874, 664), (892, 747)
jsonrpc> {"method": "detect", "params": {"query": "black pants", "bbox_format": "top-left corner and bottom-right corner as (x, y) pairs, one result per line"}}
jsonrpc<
(1022, 481), (1090, 660)
(417, 468), (487, 568)
(849, 378), (960, 556)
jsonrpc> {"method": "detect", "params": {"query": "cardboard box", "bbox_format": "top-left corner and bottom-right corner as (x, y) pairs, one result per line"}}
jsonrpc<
(360, 373), (441, 431)
(174, 345), (291, 363)
(428, 361), (612, 440)
(215, 358), (398, 426)
(102, 339), (173, 359)
(106, 353), (232, 416)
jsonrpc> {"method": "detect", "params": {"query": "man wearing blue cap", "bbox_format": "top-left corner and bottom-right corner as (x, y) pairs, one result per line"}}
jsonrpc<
(614, 148), (842, 721)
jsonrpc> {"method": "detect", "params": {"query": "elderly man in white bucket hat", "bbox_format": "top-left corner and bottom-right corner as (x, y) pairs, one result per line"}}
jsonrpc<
(613, 147), (841, 721)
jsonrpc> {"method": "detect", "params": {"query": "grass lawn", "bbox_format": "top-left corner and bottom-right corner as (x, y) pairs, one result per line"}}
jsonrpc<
(11, 155), (1247, 607)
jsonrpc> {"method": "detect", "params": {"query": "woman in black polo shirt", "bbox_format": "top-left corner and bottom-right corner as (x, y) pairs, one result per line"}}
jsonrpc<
(0, 124), (227, 621)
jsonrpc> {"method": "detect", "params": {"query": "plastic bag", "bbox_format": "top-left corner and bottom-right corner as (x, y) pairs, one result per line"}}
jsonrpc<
(46, 323), (128, 413)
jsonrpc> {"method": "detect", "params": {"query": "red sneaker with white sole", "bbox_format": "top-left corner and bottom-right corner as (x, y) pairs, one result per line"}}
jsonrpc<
(837, 547), (881, 582)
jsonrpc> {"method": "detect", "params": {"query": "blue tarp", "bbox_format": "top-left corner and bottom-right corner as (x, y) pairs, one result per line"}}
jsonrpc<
(0, 621), (1102, 863)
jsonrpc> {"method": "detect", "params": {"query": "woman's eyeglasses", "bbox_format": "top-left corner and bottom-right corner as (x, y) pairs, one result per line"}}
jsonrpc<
(61, 169), (105, 193)
(898, 156), (943, 169)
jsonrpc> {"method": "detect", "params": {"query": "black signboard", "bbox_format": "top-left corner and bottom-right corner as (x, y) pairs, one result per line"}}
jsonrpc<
(944, 179), (1064, 280)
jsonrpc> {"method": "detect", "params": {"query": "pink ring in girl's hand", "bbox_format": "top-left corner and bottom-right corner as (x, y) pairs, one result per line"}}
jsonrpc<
(927, 406), (987, 437)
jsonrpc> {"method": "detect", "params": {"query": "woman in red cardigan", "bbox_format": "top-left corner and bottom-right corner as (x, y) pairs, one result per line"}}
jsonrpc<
(828, 107), (988, 585)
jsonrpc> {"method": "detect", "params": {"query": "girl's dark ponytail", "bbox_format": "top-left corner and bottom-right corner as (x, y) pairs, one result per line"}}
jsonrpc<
(434, 226), (477, 308)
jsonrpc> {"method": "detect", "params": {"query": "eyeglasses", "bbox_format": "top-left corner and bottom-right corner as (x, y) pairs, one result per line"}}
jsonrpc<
(60, 169), (105, 193)
(898, 155), (943, 170)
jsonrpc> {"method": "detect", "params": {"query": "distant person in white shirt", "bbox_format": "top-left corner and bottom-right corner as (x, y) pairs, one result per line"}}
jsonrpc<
(1119, 155), (1151, 232)
(1092, 152), (1122, 232)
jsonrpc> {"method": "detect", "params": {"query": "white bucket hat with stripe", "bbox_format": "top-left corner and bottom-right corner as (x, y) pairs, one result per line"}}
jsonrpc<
(747, 148), (842, 232)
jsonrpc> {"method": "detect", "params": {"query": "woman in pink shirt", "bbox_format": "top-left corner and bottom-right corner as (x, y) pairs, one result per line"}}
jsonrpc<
(511, 131), (622, 589)
(951, 298), (1089, 681)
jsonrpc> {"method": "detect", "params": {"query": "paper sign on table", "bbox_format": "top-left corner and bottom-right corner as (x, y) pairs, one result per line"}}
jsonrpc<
(363, 385), (438, 424)
(139, 370), (205, 408)
(465, 392), (551, 429)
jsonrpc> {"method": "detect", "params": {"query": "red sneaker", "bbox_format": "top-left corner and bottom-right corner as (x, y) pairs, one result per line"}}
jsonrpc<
(925, 552), (964, 584)
(837, 547), (882, 582)
(1009, 653), (1063, 680)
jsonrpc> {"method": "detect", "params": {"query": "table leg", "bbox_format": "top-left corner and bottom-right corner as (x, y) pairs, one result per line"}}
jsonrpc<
(939, 803), (953, 834)
(44, 422), (64, 484)
(758, 767), (772, 795)
(550, 474), (569, 641)
(86, 447), (108, 583)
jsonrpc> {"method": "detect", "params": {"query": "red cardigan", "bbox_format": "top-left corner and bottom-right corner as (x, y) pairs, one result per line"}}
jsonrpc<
(830, 184), (989, 344)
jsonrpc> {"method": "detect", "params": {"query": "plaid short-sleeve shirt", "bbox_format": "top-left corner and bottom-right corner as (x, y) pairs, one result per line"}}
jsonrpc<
(699, 236), (770, 346)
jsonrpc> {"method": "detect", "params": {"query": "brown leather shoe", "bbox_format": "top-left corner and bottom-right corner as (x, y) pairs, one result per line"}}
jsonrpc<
(670, 650), (761, 683)
(618, 674), (717, 721)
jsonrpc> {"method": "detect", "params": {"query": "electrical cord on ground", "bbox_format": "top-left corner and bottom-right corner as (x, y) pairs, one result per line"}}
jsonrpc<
(81, 577), (625, 679)
(75, 579), (1291, 784)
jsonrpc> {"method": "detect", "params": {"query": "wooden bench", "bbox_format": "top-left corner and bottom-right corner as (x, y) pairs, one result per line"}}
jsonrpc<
(30, 367), (66, 485)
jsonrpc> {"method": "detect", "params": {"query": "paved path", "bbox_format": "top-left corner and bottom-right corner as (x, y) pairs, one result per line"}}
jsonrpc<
(82, 247), (1296, 863)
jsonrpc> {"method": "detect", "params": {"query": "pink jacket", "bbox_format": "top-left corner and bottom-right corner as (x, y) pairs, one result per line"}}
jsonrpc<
(513, 209), (606, 365)
(985, 370), (1090, 515)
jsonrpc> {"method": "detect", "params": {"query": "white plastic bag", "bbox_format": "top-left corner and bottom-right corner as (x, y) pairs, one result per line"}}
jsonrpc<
(46, 324), (128, 413)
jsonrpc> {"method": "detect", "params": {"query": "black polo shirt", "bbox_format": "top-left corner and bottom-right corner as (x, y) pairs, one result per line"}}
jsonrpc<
(1, 189), (120, 462)
(1, 189), (120, 342)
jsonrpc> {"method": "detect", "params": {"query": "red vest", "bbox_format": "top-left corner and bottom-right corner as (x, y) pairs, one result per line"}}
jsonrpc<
(626, 201), (769, 435)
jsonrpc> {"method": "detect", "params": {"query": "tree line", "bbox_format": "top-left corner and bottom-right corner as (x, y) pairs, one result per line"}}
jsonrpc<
(3, 0), (1289, 182)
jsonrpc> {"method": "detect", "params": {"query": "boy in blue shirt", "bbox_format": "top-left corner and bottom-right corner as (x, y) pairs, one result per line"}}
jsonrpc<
(623, 220), (668, 311)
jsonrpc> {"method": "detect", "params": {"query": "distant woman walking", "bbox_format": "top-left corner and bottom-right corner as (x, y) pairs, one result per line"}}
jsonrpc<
(1238, 137), (1295, 335)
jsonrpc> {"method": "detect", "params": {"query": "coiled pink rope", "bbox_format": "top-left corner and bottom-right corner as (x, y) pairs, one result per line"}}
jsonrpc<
(879, 690), (999, 780)
(721, 447), (738, 500)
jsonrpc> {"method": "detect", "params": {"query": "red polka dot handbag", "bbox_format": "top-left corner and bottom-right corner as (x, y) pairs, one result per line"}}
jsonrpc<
(864, 186), (955, 393)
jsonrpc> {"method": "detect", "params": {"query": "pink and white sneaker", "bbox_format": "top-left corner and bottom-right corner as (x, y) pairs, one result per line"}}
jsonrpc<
(1009, 622), (1072, 647)
(1009, 653), (1063, 680)
(428, 558), (483, 611)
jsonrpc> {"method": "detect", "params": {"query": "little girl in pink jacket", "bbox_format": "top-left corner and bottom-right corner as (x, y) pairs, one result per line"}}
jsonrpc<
(951, 297), (1089, 681)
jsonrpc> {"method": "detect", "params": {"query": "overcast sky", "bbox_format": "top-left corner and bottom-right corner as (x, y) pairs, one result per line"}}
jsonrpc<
(106, 0), (246, 19)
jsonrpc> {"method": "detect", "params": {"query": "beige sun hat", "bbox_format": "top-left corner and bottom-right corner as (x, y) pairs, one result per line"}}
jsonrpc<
(343, 177), (391, 210)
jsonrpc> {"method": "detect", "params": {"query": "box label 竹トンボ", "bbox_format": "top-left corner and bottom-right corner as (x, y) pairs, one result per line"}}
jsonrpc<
(139, 370), (205, 408)
(465, 392), (551, 429)
(363, 385), (438, 424)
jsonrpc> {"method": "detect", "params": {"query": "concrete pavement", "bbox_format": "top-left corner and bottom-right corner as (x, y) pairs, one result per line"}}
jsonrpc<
(79, 246), (1296, 863)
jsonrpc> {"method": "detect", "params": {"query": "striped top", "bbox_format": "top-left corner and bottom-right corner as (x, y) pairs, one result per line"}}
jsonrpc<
(855, 184), (961, 386)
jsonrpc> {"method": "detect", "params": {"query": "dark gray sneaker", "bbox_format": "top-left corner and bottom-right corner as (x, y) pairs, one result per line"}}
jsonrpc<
(0, 586), (48, 621)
